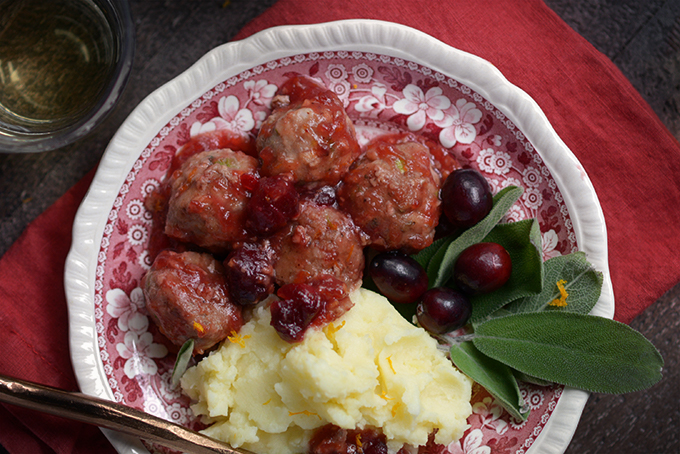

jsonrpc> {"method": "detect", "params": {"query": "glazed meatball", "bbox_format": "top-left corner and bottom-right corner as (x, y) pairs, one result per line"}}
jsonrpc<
(169, 129), (257, 176)
(423, 135), (461, 180)
(256, 76), (361, 187)
(270, 200), (367, 290)
(164, 149), (259, 252)
(338, 134), (442, 253)
(142, 250), (244, 355)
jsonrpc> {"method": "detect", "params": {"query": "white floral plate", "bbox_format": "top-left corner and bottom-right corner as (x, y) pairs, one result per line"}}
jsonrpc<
(64, 20), (613, 454)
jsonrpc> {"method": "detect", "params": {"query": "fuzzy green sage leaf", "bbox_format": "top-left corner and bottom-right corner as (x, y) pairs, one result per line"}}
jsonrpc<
(472, 312), (664, 394)
(449, 341), (529, 421)
(512, 369), (553, 387)
(171, 338), (194, 387)
(504, 251), (603, 316)
(428, 186), (523, 288)
(412, 235), (450, 270)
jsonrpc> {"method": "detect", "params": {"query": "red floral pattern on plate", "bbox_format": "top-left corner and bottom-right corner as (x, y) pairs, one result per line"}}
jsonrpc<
(94, 51), (577, 452)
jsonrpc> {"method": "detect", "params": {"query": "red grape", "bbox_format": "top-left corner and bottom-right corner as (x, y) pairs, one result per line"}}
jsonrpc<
(453, 242), (512, 295)
(441, 168), (493, 229)
(416, 287), (471, 334)
(368, 251), (428, 304)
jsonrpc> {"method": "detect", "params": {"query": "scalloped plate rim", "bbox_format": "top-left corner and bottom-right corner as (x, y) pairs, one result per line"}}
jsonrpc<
(64, 19), (613, 454)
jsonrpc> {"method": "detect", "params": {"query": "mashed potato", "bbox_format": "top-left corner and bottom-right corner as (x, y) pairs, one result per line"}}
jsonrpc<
(181, 288), (472, 454)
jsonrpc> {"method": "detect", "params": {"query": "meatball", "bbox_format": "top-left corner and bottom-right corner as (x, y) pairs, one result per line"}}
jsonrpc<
(142, 250), (243, 355)
(169, 129), (257, 176)
(422, 134), (461, 180)
(256, 76), (361, 187)
(270, 200), (367, 290)
(164, 149), (259, 252)
(338, 134), (442, 253)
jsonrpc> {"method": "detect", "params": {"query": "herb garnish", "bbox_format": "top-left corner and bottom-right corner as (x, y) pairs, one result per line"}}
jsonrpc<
(171, 338), (195, 387)
(406, 186), (663, 418)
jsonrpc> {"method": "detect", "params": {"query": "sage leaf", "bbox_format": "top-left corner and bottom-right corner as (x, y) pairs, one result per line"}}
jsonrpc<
(472, 312), (664, 394)
(412, 235), (452, 270)
(429, 186), (523, 288)
(469, 219), (544, 323)
(171, 338), (194, 387)
(512, 370), (553, 387)
(504, 251), (603, 315)
(425, 235), (455, 288)
(449, 341), (529, 421)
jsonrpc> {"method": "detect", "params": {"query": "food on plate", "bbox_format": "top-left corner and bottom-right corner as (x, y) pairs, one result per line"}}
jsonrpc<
(170, 128), (258, 174)
(440, 167), (493, 229)
(270, 199), (367, 290)
(415, 288), (471, 334)
(269, 275), (353, 343)
(180, 288), (473, 454)
(338, 133), (450, 253)
(164, 148), (259, 253)
(223, 241), (277, 306)
(142, 250), (244, 355)
(368, 251), (429, 305)
(245, 174), (300, 237)
(452, 242), (513, 296)
(256, 75), (361, 187)
(141, 75), (476, 452)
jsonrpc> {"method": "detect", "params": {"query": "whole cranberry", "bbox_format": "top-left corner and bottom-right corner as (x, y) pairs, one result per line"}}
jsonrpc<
(453, 242), (512, 295)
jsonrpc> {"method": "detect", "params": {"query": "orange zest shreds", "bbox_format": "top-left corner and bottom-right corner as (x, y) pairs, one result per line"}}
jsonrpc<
(549, 280), (569, 307)
(347, 243), (355, 262)
(325, 321), (346, 343)
(288, 410), (321, 419)
(186, 166), (199, 184)
(386, 356), (396, 374)
(391, 402), (402, 418)
(262, 398), (272, 405)
(380, 388), (393, 401)
(193, 321), (205, 335)
(228, 330), (250, 348)
(356, 433), (363, 449)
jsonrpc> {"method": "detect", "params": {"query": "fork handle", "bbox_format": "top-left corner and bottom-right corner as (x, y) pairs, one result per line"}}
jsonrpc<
(0, 373), (250, 454)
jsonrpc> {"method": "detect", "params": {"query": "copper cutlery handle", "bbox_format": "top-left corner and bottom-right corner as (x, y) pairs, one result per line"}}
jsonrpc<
(0, 373), (252, 454)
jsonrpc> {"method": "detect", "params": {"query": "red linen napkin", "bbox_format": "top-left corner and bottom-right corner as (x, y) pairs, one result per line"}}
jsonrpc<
(0, 170), (116, 454)
(1, 0), (679, 452)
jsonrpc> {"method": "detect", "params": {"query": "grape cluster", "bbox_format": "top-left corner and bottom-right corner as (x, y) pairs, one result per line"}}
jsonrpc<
(367, 169), (513, 334)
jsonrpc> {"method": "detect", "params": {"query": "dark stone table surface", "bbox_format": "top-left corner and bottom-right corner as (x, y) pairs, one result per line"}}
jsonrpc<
(0, 1), (677, 453)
